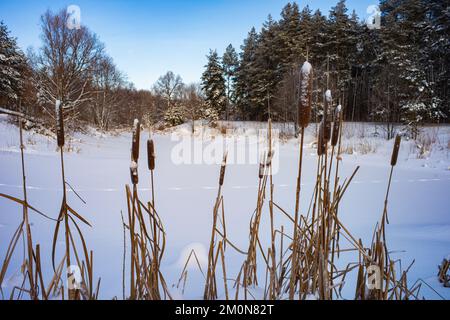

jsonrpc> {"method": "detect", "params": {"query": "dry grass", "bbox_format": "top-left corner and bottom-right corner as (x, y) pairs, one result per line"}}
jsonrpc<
(0, 93), (421, 300)
(1, 104), (99, 300)
(123, 120), (171, 300)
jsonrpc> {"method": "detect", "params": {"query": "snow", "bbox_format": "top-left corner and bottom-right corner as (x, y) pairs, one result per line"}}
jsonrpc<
(301, 61), (312, 75)
(0, 115), (449, 300)
(325, 89), (332, 103)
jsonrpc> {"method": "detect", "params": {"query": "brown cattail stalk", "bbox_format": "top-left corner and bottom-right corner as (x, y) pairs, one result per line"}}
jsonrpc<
(331, 105), (342, 147)
(130, 161), (139, 185)
(147, 139), (155, 171)
(219, 153), (227, 186)
(391, 135), (401, 166)
(298, 61), (313, 128)
(323, 91), (332, 143)
(258, 160), (265, 179)
(318, 120), (326, 156)
(55, 100), (65, 148)
(131, 119), (140, 162)
(290, 61), (313, 300)
(130, 119), (141, 184)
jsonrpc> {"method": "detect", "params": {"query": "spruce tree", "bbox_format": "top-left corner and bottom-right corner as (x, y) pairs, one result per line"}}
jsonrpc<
(222, 44), (239, 119)
(235, 28), (259, 120)
(254, 15), (283, 120)
(0, 21), (27, 104)
(201, 50), (226, 119)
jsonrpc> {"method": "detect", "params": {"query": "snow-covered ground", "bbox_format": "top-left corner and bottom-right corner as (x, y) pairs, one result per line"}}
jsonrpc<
(0, 115), (449, 300)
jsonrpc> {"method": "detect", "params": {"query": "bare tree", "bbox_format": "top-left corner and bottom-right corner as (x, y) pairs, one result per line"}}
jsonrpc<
(153, 71), (184, 111)
(183, 83), (204, 133)
(90, 55), (125, 130)
(31, 9), (104, 122)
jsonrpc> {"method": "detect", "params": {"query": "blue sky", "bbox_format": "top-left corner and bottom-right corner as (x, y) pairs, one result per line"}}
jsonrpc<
(0, 0), (377, 89)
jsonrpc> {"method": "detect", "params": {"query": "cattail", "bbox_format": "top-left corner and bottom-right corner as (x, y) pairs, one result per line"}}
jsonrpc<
(266, 150), (275, 167)
(298, 61), (313, 128)
(258, 152), (266, 179)
(147, 139), (155, 171)
(130, 160), (138, 185)
(391, 134), (401, 166)
(219, 153), (227, 186)
(331, 105), (342, 147)
(317, 120), (326, 156)
(323, 91), (331, 143)
(258, 162), (265, 179)
(55, 100), (65, 147)
(131, 119), (140, 162)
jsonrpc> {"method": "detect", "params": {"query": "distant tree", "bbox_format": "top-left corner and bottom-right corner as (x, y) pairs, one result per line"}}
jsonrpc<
(278, 2), (303, 66)
(31, 9), (104, 123)
(235, 28), (259, 120)
(254, 15), (283, 120)
(181, 83), (206, 132)
(90, 55), (125, 130)
(222, 44), (239, 119)
(154, 71), (184, 110)
(153, 71), (185, 127)
(201, 50), (226, 119)
(0, 21), (27, 106)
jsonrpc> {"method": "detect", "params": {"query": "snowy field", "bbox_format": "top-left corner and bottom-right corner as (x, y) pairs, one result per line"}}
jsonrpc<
(0, 114), (449, 300)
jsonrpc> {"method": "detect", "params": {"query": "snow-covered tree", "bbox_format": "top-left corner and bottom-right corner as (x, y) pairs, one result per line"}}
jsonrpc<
(201, 50), (226, 118)
(90, 55), (126, 130)
(163, 102), (185, 127)
(0, 21), (27, 103)
(222, 44), (239, 119)
(154, 71), (184, 111)
(235, 27), (259, 120)
(31, 9), (104, 119)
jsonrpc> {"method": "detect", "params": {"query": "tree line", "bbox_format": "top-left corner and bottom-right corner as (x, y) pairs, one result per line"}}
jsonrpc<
(201, 0), (449, 137)
(1, 1), (449, 137)
(0, 9), (207, 132)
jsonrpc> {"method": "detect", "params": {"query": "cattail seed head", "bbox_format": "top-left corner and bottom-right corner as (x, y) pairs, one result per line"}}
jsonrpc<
(259, 152), (266, 179)
(259, 162), (264, 179)
(219, 153), (227, 186)
(331, 105), (342, 147)
(391, 134), (401, 166)
(130, 160), (139, 185)
(298, 61), (313, 128)
(131, 119), (140, 162)
(266, 150), (275, 167)
(324, 120), (331, 143)
(318, 120), (326, 156)
(147, 139), (155, 171)
(55, 100), (65, 148)
(323, 92), (331, 143)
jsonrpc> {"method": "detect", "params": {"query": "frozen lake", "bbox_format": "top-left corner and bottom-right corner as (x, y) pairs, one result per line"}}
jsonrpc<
(1, 118), (449, 299)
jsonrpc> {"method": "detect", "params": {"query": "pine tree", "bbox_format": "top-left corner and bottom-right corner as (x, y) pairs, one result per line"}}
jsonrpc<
(235, 28), (259, 120)
(201, 50), (226, 119)
(278, 2), (303, 67)
(425, 0), (449, 120)
(0, 21), (27, 104)
(299, 5), (314, 59)
(253, 15), (283, 120)
(376, 0), (443, 138)
(309, 9), (329, 69)
(327, 0), (358, 92)
(222, 44), (239, 119)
